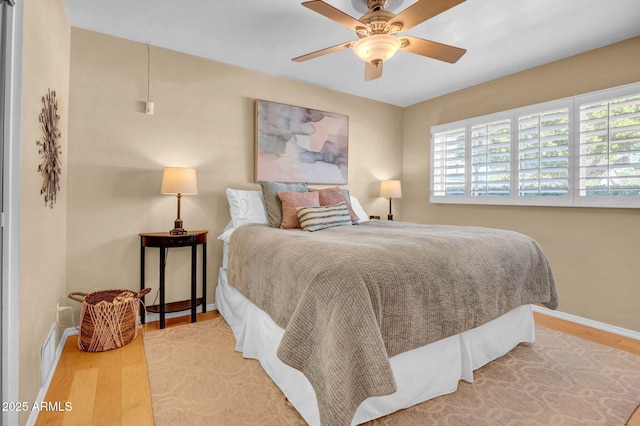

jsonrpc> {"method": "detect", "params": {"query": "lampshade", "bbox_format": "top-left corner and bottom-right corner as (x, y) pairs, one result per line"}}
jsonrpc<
(160, 167), (198, 195)
(352, 34), (402, 64)
(380, 180), (402, 199)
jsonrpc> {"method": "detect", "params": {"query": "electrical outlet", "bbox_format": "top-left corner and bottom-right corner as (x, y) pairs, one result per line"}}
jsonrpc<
(56, 303), (72, 326)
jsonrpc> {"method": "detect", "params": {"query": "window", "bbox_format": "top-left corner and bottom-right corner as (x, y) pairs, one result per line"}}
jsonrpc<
(578, 94), (640, 198)
(432, 126), (465, 197)
(471, 119), (511, 197)
(518, 108), (569, 197)
(430, 82), (640, 208)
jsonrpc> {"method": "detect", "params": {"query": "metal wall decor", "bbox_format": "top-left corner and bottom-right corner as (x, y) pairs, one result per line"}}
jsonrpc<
(36, 89), (62, 208)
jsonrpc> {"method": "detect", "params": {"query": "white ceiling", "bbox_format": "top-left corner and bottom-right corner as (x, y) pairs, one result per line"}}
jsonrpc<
(63, 0), (640, 107)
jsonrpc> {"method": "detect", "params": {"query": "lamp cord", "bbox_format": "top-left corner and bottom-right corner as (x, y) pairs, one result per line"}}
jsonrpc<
(150, 249), (169, 308)
(147, 43), (151, 103)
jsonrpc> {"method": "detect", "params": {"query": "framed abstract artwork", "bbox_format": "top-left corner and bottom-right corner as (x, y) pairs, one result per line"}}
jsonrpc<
(254, 100), (349, 184)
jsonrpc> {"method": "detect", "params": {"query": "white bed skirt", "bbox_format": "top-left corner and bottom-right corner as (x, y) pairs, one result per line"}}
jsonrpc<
(216, 267), (535, 425)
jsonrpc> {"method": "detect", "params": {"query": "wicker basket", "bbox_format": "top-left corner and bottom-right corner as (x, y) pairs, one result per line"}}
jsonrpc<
(68, 288), (151, 352)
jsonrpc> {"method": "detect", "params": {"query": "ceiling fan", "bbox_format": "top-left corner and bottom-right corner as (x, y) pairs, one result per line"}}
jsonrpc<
(292, 0), (467, 81)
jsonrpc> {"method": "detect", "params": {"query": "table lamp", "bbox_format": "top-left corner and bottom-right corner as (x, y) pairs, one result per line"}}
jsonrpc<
(161, 167), (198, 235)
(380, 180), (402, 221)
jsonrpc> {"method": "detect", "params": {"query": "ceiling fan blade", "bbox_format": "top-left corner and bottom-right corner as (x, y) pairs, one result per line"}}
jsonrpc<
(401, 36), (466, 63)
(292, 41), (353, 62)
(364, 61), (383, 81)
(388, 0), (466, 32)
(302, 0), (364, 31)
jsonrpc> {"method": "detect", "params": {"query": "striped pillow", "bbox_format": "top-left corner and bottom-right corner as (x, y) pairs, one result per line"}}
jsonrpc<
(296, 202), (352, 232)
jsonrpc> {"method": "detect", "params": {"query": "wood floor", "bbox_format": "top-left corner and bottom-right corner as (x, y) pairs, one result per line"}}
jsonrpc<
(35, 311), (220, 426)
(36, 310), (640, 426)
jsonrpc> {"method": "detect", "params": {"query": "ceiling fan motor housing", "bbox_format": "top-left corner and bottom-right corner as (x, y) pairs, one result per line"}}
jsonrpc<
(359, 10), (398, 37)
(367, 0), (390, 11)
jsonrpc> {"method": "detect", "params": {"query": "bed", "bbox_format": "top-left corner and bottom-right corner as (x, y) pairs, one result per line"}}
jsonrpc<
(216, 187), (557, 425)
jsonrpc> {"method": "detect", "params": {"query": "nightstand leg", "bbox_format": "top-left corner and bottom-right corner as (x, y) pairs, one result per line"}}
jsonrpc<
(191, 243), (197, 323)
(140, 243), (146, 325)
(202, 242), (207, 313)
(159, 247), (166, 329)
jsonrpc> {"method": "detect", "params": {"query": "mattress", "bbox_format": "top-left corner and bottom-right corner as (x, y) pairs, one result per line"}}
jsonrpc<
(216, 267), (535, 425)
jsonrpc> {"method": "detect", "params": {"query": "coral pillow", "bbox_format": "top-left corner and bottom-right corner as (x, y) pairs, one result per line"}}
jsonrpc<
(278, 191), (320, 229)
(311, 187), (359, 223)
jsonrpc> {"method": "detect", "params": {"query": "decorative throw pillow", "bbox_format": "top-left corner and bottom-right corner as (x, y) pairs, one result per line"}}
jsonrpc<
(259, 181), (308, 228)
(310, 187), (359, 223)
(297, 202), (353, 232)
(278, 191), (320, 229)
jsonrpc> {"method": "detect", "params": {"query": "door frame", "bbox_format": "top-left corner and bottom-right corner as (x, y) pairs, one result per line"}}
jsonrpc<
(1, 1), (22, 425)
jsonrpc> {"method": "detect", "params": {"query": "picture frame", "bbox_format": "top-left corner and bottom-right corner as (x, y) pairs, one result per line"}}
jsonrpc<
(254, 99), (349, 184)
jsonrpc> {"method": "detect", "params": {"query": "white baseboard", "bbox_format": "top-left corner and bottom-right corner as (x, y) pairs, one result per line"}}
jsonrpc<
(532, 305), (640, 341)
(26, 326), (79, 426)
(26, 303), (218, 426)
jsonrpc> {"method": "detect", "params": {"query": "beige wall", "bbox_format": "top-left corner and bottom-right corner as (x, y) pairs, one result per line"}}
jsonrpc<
(67, 29), (403, 306)
(403, 37), (640, 331)
(67, 30), (640, 332)
(20, 0), (70, 421)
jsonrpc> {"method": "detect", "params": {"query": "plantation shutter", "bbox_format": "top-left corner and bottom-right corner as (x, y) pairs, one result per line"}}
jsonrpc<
(578, 94), (640, 196)
(518, 108), (570, 196)
(471, 119), (511, 196)
(432, 127), (466, 197)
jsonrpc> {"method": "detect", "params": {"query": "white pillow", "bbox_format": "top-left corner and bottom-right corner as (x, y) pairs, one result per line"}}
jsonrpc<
(217, 220), (235, 244)
(226, 188), (268, 228)
(349, 196), (369, 223)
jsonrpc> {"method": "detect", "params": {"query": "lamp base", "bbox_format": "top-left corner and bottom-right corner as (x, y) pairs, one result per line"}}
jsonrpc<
(170, 218), (187, 235)
(387, 214), (393, 221)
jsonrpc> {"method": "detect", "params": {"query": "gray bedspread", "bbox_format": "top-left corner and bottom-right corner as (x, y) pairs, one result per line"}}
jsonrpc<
(227, 220), (557, 425)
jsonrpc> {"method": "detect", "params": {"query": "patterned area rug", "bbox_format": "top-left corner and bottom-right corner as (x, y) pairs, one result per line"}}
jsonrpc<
(143, 317), (640, 425)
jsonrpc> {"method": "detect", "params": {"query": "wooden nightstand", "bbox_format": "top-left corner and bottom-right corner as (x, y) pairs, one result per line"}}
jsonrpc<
(139, 230), (208, 329)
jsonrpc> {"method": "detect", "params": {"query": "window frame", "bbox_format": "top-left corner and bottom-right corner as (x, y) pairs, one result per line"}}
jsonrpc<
(572, 84), (640, 209)
(430, 82), (640, 209)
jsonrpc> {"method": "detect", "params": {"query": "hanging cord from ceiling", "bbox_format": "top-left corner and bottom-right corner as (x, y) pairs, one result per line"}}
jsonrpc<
(145, 42), (154, 115)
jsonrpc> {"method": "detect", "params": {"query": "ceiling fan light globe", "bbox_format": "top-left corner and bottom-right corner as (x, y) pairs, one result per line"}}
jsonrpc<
(352, 34), (402, 64)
